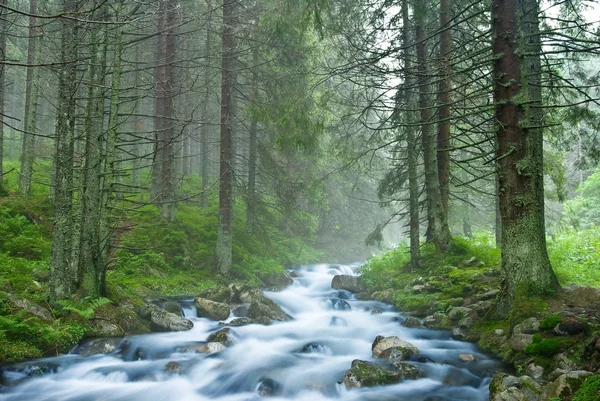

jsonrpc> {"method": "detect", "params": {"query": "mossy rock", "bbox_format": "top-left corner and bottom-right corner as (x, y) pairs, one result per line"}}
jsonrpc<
(197, 286), (231, 303)
(343, 360), (416, 388)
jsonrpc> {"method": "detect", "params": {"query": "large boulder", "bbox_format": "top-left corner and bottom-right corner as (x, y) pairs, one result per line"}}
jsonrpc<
(150, 309), (193, 332)
(544, 371), (593, 400)
(197, 286), (232, 303)
(195, 297), (230, 321)
(343, 360), (421, 388)
(5, 293), (53, 321)
(331, 275), (367, 293)
(513, 317), (540, 335)
(447, 307), (474, 321)
(259, 270), (294, 289)
(507, 334), (533, 351)
(372, 335), (419, 359)
(247, 295), (292, 322)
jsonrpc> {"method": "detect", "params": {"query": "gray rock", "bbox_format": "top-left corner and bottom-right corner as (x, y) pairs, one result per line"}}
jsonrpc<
(164, 361), (180, 373)
(548, 368), (568, 381)
(206, 327), (236, 346)
(474, 289), (500, 302)
(194, 297), (230, 321)
(525, 364), (544, 381)
(554, 352), (577, 371)
(179, 342), (225, 354)
(331, 275), (367, 293)
(372, 335), (419, 358)
(491, 388), (527, 401)
(343, 359), (422, 388)
(402, 316), (421, 328)
(247, 295), (292, 322)
(458, 316), (475, 328)
(163, 301), (182, 315)
(448, 307), (473, 321)
(459, 354), (475, 362)
(150, 309), (193, 332)
(379, 345), (417, 362)
(76, 338), (125, 357)
(544, 370), (593, 400)
(90, 320), (122, 337)
(452, 327), (468, 341)
(257, 378), (282, 397)
(508, 334), (533, 351)
(513, 318), (540, 335)
(259, 270), (293, 289)
(423, 312), (448, 328)
(6, 293), (53, 321)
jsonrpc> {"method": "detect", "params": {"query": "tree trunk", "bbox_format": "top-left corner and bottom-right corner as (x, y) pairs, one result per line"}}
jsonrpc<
(100, 0), (125, 295)
(414, 1), (451, 253)
(437, 0), (452, 215)
(151, 1), (166, 202)
(492, 0), (559, 316)
(79, 15), (108, 297)
(0, 0), (7, 192)
(217, 0), (235, 275)
(200, 0), (212, 207)
(50, 0), (79, 301)
(19, 0), (40, 197)
(158, 0), (176, 221)
(402, 0), (420, 268)
(246, 118), (258, 233)
(132, 45), (142, 189)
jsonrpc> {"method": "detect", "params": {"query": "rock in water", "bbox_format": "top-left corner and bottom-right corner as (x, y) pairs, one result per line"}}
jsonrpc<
(194, 297), (231, 321)
(257, 378), (282, 397)
(372, 335), (419, 358)
(343, 359), (422, 388)
(331, 275), (367, 293)
(247, 295), (292, 321)
(150, 309), (193, 332)
(206, 327), (237, 346)
(258, 270), (293, 289)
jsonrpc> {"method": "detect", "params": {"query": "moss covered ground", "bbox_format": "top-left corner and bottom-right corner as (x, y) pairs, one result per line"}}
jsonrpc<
(0, 169), (320, 363)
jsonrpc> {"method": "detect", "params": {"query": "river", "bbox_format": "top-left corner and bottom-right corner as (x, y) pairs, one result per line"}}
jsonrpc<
(0, 263), (505, 401)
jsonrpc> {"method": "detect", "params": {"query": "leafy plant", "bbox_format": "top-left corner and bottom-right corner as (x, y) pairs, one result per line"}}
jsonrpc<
(56, 297), (112, 319)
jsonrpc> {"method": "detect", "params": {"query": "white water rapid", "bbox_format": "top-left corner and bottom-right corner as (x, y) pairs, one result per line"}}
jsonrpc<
(0, 263), (505, 401)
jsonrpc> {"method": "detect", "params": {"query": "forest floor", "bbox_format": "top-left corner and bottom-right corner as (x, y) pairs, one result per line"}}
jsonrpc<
(0, 193), (318, 363)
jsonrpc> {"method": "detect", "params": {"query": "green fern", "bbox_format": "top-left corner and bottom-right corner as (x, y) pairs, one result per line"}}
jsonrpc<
(57, 297), (112, 319)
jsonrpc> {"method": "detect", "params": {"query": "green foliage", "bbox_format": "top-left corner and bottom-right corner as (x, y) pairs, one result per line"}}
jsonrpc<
(525, 338), (562, 356)
(573, 375), (600, 401)
(0, 205), (50, 260)
(540, 315), (563, 330)
(0, 315), (86, 361)
(55, 297), (112, 319)
(562, 169), (600, 229)
(548, 227), (600, 287)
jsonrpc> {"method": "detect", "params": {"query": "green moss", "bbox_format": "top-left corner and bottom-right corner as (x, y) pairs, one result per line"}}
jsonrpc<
(525, 338), (563, 356)
(540, 315), (563, 330)
(573, 375), (600, 401)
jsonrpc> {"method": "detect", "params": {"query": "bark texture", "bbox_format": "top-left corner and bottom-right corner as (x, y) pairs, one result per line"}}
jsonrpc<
(414, 1), (451, 253)
(492, 0), (559, 316)
(217, 0), (235, 275)
(19, 0), (40, 197)
(50, 0), (79, 301)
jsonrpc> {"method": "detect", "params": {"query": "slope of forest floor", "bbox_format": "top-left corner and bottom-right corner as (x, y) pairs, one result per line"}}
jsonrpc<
(360, 234), (600, 400)
(0, 188), (319, 363)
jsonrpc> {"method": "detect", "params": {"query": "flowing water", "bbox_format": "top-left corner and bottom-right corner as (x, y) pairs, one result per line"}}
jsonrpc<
(0, 263), (505, 401)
